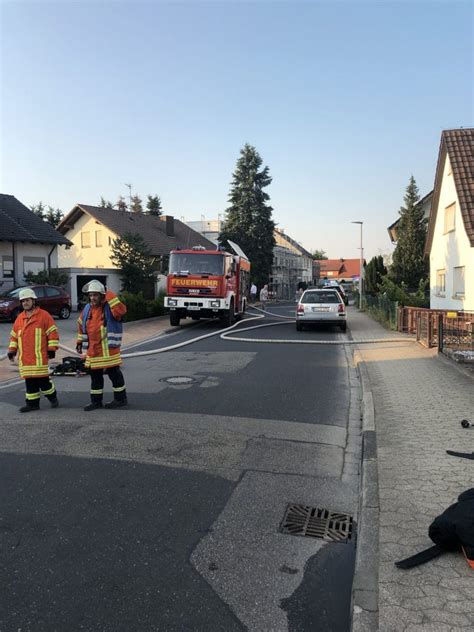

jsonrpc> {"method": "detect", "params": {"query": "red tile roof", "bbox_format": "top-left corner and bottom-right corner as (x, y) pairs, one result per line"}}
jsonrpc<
(314, 258), (362, 279)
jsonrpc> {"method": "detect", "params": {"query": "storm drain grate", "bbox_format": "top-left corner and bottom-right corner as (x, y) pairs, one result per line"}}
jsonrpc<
(280, 504), (353, 542)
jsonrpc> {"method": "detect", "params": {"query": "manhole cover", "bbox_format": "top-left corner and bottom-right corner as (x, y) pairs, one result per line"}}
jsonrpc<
(160, 376), (195, 384)
(280, 504), (353, 542)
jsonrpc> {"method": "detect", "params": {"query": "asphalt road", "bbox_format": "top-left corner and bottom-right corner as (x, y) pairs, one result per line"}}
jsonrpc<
(0, 303), (360, 632)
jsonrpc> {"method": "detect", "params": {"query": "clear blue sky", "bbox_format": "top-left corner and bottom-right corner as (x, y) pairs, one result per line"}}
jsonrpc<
(1, 1), (473, 260)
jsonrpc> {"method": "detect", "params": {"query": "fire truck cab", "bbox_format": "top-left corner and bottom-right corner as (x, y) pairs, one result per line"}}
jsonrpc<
(164, 242), (250, 327)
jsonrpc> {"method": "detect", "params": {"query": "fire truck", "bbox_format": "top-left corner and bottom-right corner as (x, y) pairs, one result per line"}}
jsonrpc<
(164, 241), (250, 327)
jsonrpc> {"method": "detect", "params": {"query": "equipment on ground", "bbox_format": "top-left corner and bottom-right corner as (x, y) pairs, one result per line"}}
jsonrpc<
(50, 356), (87, 376)
(461, 419), (473, 428)
(164, 243), (250, 327)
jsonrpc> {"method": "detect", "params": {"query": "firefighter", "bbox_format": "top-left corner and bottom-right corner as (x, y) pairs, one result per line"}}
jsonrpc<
(76, 280), (128, 411)
(7, 288), (59, 412)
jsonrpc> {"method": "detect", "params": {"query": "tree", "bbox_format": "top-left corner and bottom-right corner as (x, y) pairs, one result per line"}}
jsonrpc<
(365, 255), (387, 295)
(30, 202), (46, 220)
(110, 232), (156, 292)
(311, 249), (328, 260)
(130, 195), (143, 214)
(116, 196), (128, 212)
(146, 194), (162, 216)
(45, 206), (63, 228)
(99, 197), (113, 208)
(390, 176), (428, 288)
(218, 144), (275, 288)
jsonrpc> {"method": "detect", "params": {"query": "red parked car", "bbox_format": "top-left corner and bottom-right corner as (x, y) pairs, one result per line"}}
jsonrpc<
(0, 285), (72, 322)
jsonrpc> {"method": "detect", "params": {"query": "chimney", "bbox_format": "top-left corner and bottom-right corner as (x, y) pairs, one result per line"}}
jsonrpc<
(161, 215), (174, 237)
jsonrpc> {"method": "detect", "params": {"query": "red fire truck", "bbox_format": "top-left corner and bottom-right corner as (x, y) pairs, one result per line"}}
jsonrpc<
(165, 241), (250, 327)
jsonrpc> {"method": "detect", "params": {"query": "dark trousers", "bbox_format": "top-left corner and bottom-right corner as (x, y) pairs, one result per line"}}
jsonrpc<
(25, 377), (56, 407)
(90, 367), (127, 403)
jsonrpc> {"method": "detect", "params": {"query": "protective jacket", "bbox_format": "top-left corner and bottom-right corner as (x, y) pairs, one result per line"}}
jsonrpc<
(77, 291), (126, 370)
(8, 308), (59, 378)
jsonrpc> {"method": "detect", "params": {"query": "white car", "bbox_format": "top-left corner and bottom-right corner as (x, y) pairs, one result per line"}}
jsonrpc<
(296, 289), (347, 332)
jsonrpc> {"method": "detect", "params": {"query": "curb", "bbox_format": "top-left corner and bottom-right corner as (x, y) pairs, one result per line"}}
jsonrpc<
(351, 349), (379, 632)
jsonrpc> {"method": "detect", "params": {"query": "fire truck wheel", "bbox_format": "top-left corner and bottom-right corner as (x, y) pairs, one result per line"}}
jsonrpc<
(170, 311), (181, 326)
(221, 300), (235, 327)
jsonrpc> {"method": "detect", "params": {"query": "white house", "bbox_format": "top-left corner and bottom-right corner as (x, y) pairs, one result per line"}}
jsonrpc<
(0, 194), (71, 291)
(425, 128), (474, 311)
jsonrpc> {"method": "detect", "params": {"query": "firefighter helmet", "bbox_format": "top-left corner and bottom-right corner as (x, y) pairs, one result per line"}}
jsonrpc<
(83, 280), (106, 294)
(19, 288), (37, 301)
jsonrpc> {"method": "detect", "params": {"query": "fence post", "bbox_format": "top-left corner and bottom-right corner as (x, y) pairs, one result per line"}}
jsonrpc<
(437, 314), (443, 353)
(416, 313), (421, 341)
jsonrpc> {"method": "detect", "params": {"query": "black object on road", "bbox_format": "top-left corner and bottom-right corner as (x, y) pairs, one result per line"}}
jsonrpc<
(461, 418), (474, 428)
(446, 450), (474, 460)
(395, 488), (474, 570)
(51, 356), (87, 376)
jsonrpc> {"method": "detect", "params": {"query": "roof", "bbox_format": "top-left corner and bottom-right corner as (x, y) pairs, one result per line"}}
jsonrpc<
(274, 228), (313, 258)
(425, 128), (474, 253)
(57, 205), (216, 255)
(388, 190), (433, 244)
(0, 194), (72, 246)
(314, 258), (362, 278)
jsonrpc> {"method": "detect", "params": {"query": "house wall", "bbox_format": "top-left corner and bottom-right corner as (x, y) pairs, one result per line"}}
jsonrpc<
(58, 213), (119, 269)
(0, 241), (58, 291)
(430, 155), (474, 311)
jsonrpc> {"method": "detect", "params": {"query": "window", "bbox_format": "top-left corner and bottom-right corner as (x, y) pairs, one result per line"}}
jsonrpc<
(95, 230), (102, 247)
(23, 257), (45, 275)
(81, 231), (91, 248)
(453, 266), (465, 299)
(2, 256), (13, 278)
(34, 286), (46, 298)
(436, 269), (446, 296)
(45, 287), (61, 297)
(444, 203), (456, 233)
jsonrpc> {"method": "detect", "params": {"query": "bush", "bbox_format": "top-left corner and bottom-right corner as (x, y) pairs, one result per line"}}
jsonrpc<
(24, 269), (70, 287)
(377, 276), (429, 308)
(121, 290), (166, 322)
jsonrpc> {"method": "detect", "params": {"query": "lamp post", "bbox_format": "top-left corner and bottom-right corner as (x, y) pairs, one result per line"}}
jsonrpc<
(351, 221), (364, 309)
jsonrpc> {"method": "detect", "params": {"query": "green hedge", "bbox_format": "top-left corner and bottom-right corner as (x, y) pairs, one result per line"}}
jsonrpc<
(121, 290), (166, 322)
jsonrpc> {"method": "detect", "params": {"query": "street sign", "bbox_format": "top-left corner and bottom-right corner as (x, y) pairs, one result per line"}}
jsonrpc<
(447, 311), (458, 318)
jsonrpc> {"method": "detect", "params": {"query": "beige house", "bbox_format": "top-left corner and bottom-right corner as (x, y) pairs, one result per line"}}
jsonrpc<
(425, 128), (474, 311)
(57, 204), (214, 309)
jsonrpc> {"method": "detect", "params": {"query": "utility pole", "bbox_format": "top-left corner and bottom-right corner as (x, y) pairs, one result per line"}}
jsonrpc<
(351, 221), (364, 309)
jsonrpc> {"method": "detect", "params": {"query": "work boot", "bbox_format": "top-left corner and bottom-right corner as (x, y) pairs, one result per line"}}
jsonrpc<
(104, 399), (128, 409)
(49, 396), (59, 409)
(84, 401), (103, 412)
(19, 403), (40, 413)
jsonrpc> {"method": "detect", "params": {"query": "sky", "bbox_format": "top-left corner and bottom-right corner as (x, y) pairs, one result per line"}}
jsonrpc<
(1, 0), (473, 261)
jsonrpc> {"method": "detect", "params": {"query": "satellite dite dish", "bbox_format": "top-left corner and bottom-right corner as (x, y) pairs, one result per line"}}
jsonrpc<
(227, 240), (249, 260)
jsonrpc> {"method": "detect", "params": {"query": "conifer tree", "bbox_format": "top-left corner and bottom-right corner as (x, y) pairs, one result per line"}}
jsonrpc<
(219, 144), (275, 288)
(146, 195), (162, 216)
(390, 176), (428, 288)
(99, 197), (113, 208)
(110, 233), (155, 292)
(365, 255), (387, 294)
(116, 196), (128, 212)
(130, 195), (143, 214)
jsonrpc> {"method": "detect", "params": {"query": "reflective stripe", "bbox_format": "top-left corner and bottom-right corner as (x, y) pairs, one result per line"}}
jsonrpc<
(85, 355), (121, 369)
(41, 384), (56, 396)
(46, 325), (58, 335)
(18, 334), (23, 365)
(90, 389), (104, 395)
(9, 342), (18, 349)
(26, 392), (41, 400)
(108, 298), (120, 308)
(113, 385), (126, 392)
(10, 330), (18, 338)
(100, 326), (110, 358)
(35, 328), (42, 367)
(48, 340), (59, 347)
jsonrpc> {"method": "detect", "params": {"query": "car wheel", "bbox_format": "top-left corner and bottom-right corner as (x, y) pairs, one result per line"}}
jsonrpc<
(340, 322), (347, 332)
(296, 322), (303, 331)
(59, 306), (71, 319)
(10, 308), (20, 323)
(170, 311), (180, 326)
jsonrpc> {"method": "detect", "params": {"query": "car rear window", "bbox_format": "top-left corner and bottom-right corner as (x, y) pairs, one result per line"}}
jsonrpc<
(302, 291), (340, 304)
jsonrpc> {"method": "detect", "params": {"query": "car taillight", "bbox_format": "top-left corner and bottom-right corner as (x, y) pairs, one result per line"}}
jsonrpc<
(297, 304), (305, 313)
(338, 303), (345, 312)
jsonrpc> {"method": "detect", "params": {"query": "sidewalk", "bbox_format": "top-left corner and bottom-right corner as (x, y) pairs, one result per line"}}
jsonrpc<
(0, 314), (189, 384)
(349, 308), (474, 632)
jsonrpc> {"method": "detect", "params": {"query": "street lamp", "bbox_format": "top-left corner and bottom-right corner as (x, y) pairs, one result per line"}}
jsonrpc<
(351, 221), (364, 309)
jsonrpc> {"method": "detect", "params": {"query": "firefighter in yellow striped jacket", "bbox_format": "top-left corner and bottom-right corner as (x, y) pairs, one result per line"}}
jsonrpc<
(76, 280), (128, 411)
(7, 288), (59, 413)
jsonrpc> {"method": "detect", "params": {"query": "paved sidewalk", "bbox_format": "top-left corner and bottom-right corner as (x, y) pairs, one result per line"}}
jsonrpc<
(349, 308), (474, 632)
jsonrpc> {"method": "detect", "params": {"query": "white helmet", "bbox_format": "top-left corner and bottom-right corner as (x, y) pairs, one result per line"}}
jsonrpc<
(19, 288), (37, 301)
(83, 280), (106, 294)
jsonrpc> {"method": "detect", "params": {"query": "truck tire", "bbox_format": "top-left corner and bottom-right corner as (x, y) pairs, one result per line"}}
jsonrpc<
(170, 311), (180, 327)
(221, 300), (235, 328)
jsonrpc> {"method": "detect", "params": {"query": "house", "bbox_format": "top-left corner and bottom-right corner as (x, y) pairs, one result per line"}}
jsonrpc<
(387, 190), (433, 244)
(425, 128), (474, 311)
(56, 205), (215, 309)
(0, 194), (72, 291)
(314, 258), (363, 285)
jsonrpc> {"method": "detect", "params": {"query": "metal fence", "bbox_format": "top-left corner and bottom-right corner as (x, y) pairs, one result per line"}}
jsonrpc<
(397, 306), (474, 361)
(363, 295), (399, 329)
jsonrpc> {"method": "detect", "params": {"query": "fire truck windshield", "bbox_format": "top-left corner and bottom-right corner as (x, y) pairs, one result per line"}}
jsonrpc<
(169, 253), (224, 276)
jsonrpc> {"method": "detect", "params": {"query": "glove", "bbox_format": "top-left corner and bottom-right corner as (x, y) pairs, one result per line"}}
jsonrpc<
(48, 350), (56, 359)
(76, 343), (83, 354)
(7, 351), (16, 361)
